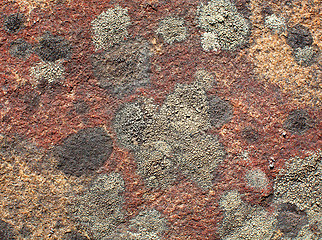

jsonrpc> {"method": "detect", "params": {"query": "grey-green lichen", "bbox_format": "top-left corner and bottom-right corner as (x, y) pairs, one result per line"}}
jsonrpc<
(219, 190), (276, 240)
(264, 14), (286, 33)
(109, 209), (168, 240)
(273, 151), (322, 239)
(113, 81), (226, 190)
(274, 151), (321, 212)
(156, 16), (187, 44)
(293, 46), (316, 66)
(69, 172), (125, 239)
(30, 61), (64, 86)
(91, 5), (131, 50)
(197, 0), (250, 51)
(245, 169), (269, 191)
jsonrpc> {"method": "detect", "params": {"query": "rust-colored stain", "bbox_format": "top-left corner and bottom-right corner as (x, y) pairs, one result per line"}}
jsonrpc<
(0, 0), (321, 239)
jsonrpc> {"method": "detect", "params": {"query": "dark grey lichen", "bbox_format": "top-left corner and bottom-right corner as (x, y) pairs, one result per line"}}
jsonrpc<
(283, 109), (314, 135)
(276, 202), (308, 238)
(3, 13), (24, 33)
(241, 126), (259, 143)
(286, 24), (313, 49)
(207, 96), (233, 128)
(9, 38), (32, 59)
(55, 127), (113, 176)
(0, 220), (16, 240)
(69, 172), (125, 239)
(34, 32), (71, 62)
(91, 39), (152, 97)
(197, 0), (250, 51)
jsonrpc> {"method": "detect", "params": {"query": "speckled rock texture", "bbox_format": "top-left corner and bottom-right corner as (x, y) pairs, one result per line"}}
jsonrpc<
(0, 0), (321, 239)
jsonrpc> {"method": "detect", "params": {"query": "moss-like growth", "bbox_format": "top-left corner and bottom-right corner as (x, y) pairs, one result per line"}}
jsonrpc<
(91, 6), (131, 50)
(55, 127), (113, 176)
(156, 16), (187, 44)
(91, 39), (152, 97)
(197, 0), (250, 51)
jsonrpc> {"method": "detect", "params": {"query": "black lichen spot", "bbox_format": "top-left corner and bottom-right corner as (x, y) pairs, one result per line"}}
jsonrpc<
(241, 126), (259, 143)
(283, 109), (313, 135)
(276, 202), (308, 238)
(286, 24), (313, 49)
(62, 231), (88, 240)
(3, 13), (24, 33)
(34, 32), (71, 62)
(0, 220), (16, 240)
(55, 127), (113, 176)
(207, 96), (233, 128)
(91, 39), (152, 97)
(9, 39), (32, 59)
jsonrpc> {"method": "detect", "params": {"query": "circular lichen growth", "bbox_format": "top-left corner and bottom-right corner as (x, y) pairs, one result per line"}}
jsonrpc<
(91, 39), (152, 97)
(156, 16), (187, 44)
(113, 100), (154, 150)
(69, 172), (125, 239)
(9, 38), (32, 59)
(286, 24), (313, 50)
(245, 169), (269, 191)
(264, 14), (285, 33)
(3, 13), (24, 33)
(283, 109), (314, 135)
(207, 96), (233, 128)
(55, 127), (113, 176)
(197, 0), (250, 51)
(34, 32), (71, 62)
(134, 141), (178, 189)
(274, 151), (322, 211)
(91, 5), (131, 50)
(30, 61), (65, 86)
